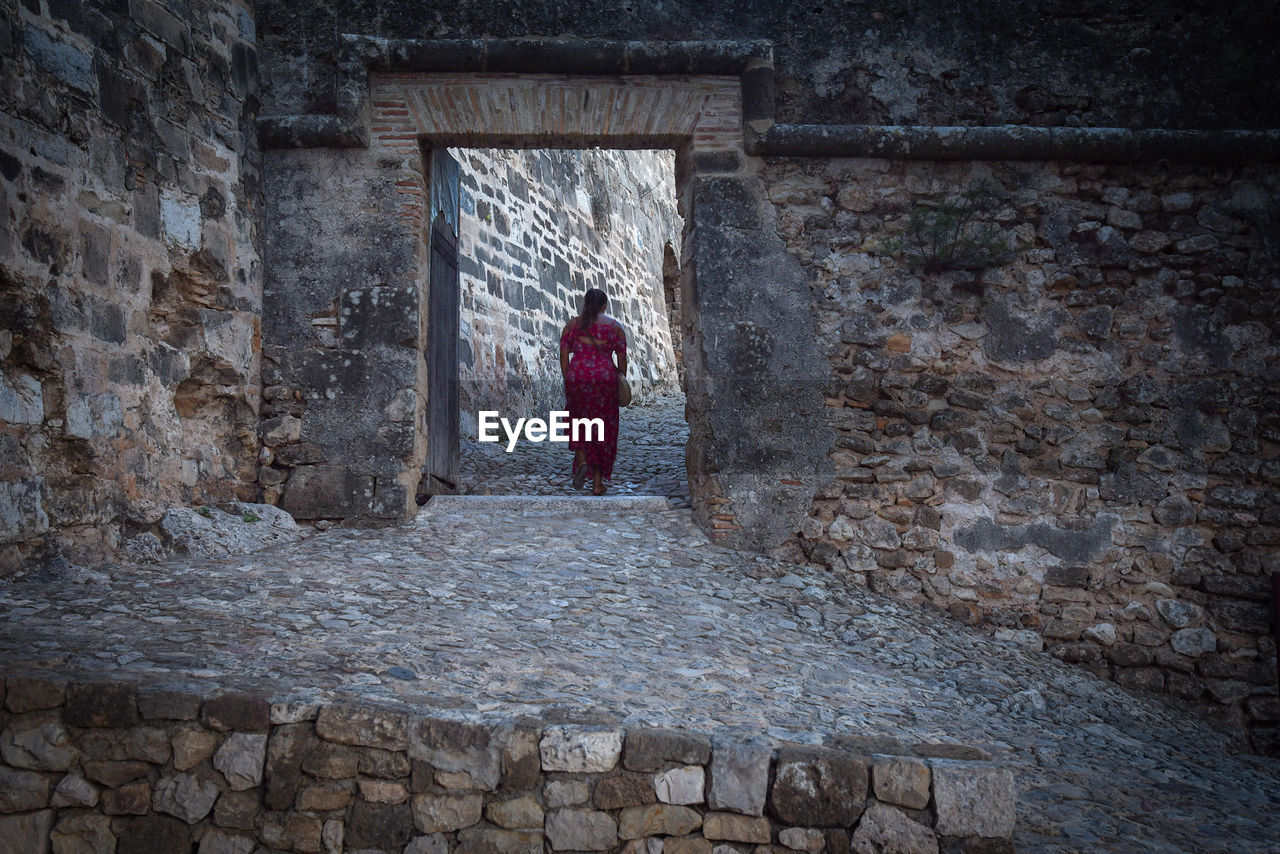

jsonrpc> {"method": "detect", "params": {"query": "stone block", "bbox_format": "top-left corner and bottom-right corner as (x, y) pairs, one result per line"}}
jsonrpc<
(261, 812), (323, 853)
(315, 703), (410, 751)
(282, 465), (376, 519)
(213, 790), (258, 829)
(0, 766), (50, 812)
(617, 803), (702, 838)
(152, 771), (219, 824)
(455, 826), (544, 854)
(545, 779), (591, 808)
(770, 747), (868, 827)
(50, 812), (115, 854)
(50, 773), (98, 808)
(0, 811), (53, 854)
(624, 728), (712, 771)
(594, 771), (655, 809)
(779, 826), (826, 852)
(214, 733), (266, 790)
(83, 760), (150, 787)
(302, 740), (360, 779)
(116, 815), (190, 854)
(1170, 627), (1217, 657)
(347, 801), (414, 850)
(850, 801), (938, 854)
(411, 718), (502, 791)
(359, 779), (409, 804)
(500, 727), (541, 790)
(485, 795), (544, 829)
(197, 829), (256, 854)
(930, 760), (1015, 838)
(202, 692), (270, 732)
(654, 764), (705, 805)
(102, 781), (151, 815)
(339, 286), (419, 349)
(265, 723), (309, 808)
(5, 677), (66, 713)
(2, 723), (78, 771)
(404, 834), (450, 854)
(545, 808), (619, 851)
(171, 727), (218, 772)
(664, 837), (714, 854)
(707, 740), (771, 816)
(540, 725), (623, 773)
(872, 755), (932, 810)
(297, 783), (353, 811)
(702, 811), (772, 843)
(694, 177), (763, 229)
(411, 793), (484, 833)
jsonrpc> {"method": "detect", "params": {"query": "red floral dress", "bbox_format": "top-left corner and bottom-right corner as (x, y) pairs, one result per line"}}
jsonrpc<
(560, 320), (625, 481)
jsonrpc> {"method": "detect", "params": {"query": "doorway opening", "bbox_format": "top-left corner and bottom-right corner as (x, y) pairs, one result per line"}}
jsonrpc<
(421, 146), (690, 504)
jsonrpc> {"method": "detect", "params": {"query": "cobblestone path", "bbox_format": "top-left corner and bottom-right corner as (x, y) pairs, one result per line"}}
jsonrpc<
(2, 397), (1278, 852)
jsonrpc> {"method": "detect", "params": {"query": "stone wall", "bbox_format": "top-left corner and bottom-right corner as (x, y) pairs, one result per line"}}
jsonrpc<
(453, 147), (681, 425)
(0, 673), (1017, 853)
(255, 1), (1280, 131)
(0, 0), (261, 572)
(758, 156), (1280, 751)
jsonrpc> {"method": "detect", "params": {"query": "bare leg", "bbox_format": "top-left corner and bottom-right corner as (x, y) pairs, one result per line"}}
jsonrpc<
(573, 450), (586, 488)
(592, 467), (605, 495)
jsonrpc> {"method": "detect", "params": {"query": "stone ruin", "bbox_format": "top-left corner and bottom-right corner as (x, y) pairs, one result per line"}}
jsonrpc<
(1, 0), (1278, 815)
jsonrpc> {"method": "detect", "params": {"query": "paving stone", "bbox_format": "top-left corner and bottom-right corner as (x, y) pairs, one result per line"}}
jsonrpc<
(850, 802), (938, 854)
(931, 761), (1016, 839)
(213, 733), (266, 790)
(872, 755), (932, 810)
(545, 808), (618, 851)
(770, 747), (868, 826)
(702, 811), (772, 843)
(617, 803), (702, 838)
(152, 771), (220, 824)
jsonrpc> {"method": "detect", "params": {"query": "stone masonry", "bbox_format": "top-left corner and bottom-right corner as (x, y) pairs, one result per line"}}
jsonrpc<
(0, 676), (1016, 853)
(754, 157), (1280, 753)
(0, 0), (262, 572)
(453, 147), (681, 424)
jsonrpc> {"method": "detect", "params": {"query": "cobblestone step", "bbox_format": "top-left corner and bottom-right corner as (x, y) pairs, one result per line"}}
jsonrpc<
(420, 494), (674, 516)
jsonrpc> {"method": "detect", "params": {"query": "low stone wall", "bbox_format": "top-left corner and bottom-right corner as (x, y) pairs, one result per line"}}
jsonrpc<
(454, 148), (682, 424)
(0, 674), (1015, 853)
(756, 156), (1280, 752)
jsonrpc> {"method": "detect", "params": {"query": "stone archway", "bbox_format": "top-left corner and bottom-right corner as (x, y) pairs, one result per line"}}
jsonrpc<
(260, 41), (834, 549)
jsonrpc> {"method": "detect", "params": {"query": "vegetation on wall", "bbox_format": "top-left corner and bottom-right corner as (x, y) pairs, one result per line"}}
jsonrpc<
(882, 179), (1026, 275)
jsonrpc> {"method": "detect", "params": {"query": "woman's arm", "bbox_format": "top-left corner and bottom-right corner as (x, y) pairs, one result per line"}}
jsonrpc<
(614, 324), (629, 376)
(559, 321), (573, 380)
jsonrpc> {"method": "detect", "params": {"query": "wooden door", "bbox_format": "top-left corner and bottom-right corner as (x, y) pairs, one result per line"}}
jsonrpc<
(426, 148), (460, 495)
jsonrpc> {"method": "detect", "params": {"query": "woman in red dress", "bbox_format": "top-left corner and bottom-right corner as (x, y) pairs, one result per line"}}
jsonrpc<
(559, 288), (628, 495)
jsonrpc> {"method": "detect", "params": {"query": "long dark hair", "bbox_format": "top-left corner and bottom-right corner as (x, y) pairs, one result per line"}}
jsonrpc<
(575, 288), (607, 335)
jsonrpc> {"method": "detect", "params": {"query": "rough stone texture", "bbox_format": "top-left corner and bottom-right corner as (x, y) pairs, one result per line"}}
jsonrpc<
(767, 156), (1280, 749)
(452, 148), (681, 420)
(654, 764), (705, 805)
(702, 811), (772, 843)
(213, 733), (266, 790)
(152, 771), (219, 824)
(594, 771), (656, 810)
(50, 812), (116, 854)
(931, 761), (1017, 839)
(540, 725), (624, 773)
(872, 755), (932, 810)
(1, 0), (262, 570)
(411, 792), (484, 833)
(485, 795), (544, 829)
(779, 826), (826, 852)
(158, 504), (305, 559)
(0, 766), (50, 812)
(0, 810), (54, 854)
(770, 747), (869, 826)
(851, 802), (939, 854)
(315, 703), (410, 751)
(2, 723), (78, 770)
(545, 808), (619, 851)
(707, 741), (772, 816)
(617, 803), (703, 838)
(625, 729), (713, 772)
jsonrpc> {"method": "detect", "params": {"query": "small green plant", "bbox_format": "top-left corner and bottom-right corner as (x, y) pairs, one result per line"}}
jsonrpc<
(195, 506), (213, 518)
(241, 512), (260, 523)
(882, 179), (1025, 275)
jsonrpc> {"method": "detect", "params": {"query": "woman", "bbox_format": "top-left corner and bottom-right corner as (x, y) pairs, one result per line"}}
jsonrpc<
(559, 288), (628, 495)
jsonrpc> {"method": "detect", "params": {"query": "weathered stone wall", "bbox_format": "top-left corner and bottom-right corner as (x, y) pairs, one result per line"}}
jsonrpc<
(255, 1), (1280, 131)
(0, 673), (1017, 852)
(453, 147), (681, 424)
(1, 0), (261, 572)
(758, 156), (1280, 751)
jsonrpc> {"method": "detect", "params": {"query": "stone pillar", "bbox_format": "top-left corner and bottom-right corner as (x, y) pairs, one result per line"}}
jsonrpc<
(683, 165), (834, 549)
(261, 146), (426, 521)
